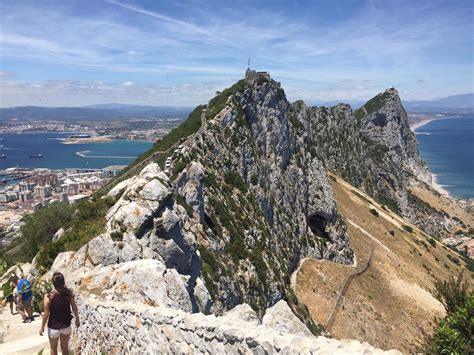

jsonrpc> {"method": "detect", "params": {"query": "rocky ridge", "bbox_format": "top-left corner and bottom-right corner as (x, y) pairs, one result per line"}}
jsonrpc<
(36, 71), (464, 352)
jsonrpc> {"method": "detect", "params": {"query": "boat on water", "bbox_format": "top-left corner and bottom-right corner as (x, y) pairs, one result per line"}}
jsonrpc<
(0, 154), (6, 159)
(68, 133), (91, 138)
(0, 145), (4, 149)
(29, 154), (43, 158)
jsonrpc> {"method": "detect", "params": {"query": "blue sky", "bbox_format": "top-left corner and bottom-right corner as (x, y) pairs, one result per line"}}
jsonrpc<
(0, 0), (472, 107)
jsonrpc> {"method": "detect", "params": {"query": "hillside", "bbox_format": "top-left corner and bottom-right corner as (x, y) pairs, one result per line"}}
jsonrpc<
(0, 105), (192, 121)
(2, 71), (472, 353)
(295, 172), (471, 353)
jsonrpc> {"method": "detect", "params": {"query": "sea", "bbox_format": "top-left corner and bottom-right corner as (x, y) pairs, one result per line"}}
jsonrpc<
(0, 132), (153, 170)
(414, 117), (474, 199)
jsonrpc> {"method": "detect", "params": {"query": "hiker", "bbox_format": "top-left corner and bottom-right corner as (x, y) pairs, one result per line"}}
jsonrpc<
(17, 274), (34, 323)
(39, 272), (80, 355)
(4, 275), (19, 315)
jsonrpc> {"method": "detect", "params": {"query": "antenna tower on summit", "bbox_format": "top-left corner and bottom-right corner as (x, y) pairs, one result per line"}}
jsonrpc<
(248, 57), (250, 70)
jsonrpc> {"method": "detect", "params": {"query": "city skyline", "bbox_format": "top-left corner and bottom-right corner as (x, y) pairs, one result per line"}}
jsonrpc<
(0, 0), (473, 107)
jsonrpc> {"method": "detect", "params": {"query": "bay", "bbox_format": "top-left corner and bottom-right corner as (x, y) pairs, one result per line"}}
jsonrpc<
(0, 132), (153, 170)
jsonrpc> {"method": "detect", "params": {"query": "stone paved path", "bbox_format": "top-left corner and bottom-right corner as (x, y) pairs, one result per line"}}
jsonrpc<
(0, 306), (49, 354)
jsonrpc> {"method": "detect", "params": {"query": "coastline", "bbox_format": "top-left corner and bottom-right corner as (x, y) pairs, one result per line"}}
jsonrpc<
(58, 136), (112, 145)
(410, 118), (438, 131)
(431, 174), (451, 197)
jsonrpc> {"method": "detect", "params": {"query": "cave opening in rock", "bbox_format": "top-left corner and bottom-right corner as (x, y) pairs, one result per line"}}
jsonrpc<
(307, 212), (330, 240)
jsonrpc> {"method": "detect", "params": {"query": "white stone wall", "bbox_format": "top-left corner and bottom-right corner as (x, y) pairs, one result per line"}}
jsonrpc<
(73, 298), (401, 354)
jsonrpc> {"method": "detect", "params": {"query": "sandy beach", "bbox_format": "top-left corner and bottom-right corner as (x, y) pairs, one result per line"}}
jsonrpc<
(58, 136), (112, 145)
(410, 118), (438, 131)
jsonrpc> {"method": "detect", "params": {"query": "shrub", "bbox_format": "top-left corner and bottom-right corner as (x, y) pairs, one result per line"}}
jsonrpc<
(19, 202), (74, 260)
(32, 279), (53, 314)
(175, 194), (194, 216)
(447, 254), (460, 265)
(250, 174), (258, 186)
(369, 208), (379, 217)
(376, 194), (401, 214)
(171, 160), (188, 180)
(110, 230), (124, 241)
(434, 272), (469, 315)
(423, 273), (472, 354)
(428, 238), (437, 247)
(389, 230), (395, 237)
(224, 171), (248, 193)
(402, 224), (413, 233)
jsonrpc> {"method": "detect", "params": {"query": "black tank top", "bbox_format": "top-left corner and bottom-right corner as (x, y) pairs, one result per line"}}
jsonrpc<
(48, 292), (72, 330)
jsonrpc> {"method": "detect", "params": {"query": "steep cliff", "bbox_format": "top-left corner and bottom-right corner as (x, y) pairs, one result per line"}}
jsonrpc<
(33, 71), (469, 353)
(293, 87), (458, 237)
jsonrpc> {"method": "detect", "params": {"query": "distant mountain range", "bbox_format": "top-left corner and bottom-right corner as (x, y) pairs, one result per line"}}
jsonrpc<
(0, 104), (193, 121)
(403, 93), (474, 112)
(0, 93), (472, 121)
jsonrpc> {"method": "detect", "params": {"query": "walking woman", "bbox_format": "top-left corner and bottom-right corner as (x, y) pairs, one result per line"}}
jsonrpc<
(39, 272), (80, 355)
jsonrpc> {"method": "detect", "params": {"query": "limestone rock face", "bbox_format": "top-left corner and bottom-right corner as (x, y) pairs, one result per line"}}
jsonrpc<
(178, 77), (354, 313)
(75, 297), (401, 354)
(52, 227), (65, 242)
(298, 87), (453, 237)
(177, 161), (205, 218)
(46, 162), (208, 315)
(262, 300), (312, 337)
(77, 259), (193, 312)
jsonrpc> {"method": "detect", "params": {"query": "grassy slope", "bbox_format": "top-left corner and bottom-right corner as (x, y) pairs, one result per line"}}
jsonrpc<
(296, 172), (471, 353)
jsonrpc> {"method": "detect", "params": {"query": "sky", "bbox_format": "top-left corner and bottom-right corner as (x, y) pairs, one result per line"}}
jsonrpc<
(0, 0), (473, 107)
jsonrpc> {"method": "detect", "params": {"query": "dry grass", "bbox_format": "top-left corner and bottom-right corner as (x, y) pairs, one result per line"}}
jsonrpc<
(296, 173), (471, 353)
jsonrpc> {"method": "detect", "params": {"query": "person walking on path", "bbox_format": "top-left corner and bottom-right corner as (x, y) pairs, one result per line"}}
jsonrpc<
(3, 275), (18, 315)
(39, 272), (80, 355)
(17, 275), (34, 323)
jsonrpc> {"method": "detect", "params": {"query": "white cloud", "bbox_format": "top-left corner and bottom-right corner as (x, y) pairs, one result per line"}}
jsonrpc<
(0, 80), (220, 107)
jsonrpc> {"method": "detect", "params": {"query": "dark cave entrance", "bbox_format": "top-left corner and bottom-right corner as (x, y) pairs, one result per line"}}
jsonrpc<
(307, 212), (331, 240)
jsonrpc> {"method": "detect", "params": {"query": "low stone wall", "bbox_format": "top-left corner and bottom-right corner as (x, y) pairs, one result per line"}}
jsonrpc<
(73, 297), (401, 354)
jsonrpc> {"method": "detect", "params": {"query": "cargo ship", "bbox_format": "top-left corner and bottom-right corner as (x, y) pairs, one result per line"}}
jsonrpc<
(29, 154), (43, 158)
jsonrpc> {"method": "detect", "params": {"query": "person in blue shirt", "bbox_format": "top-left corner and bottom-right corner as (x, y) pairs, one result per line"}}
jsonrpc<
(17, 275), (34, 323)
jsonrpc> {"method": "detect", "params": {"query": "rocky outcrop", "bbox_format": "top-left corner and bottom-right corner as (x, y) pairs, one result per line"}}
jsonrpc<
(44, 162), (207, 314)
(293, 87), (455, 237)
(74, 297), (400, 354)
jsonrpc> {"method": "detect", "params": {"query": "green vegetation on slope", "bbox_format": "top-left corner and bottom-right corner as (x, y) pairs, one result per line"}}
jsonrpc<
(0, 197), (116, 274)
(353, 91), (390, 120)
(205, 80), (247, 120)
(134, 104), (205, 168)
(423, 272), (473, 354)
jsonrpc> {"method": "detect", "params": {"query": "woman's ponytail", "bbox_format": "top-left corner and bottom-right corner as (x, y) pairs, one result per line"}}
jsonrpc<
(52, 272), (73, 300)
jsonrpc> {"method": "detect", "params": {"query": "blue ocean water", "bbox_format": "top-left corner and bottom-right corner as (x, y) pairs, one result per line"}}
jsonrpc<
(415, 117), (474, 198)
(0, 132), (153, 170)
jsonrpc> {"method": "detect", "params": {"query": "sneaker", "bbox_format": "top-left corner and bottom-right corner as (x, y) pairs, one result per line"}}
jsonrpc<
(24, 318), (32, 323)
(29, 316), (34, 322)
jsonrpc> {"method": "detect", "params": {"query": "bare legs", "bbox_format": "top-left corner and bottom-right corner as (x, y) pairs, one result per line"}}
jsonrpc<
(59, 333), (70, 354)
(49, 333), (70, 355)
(49, 336), (59, 355)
